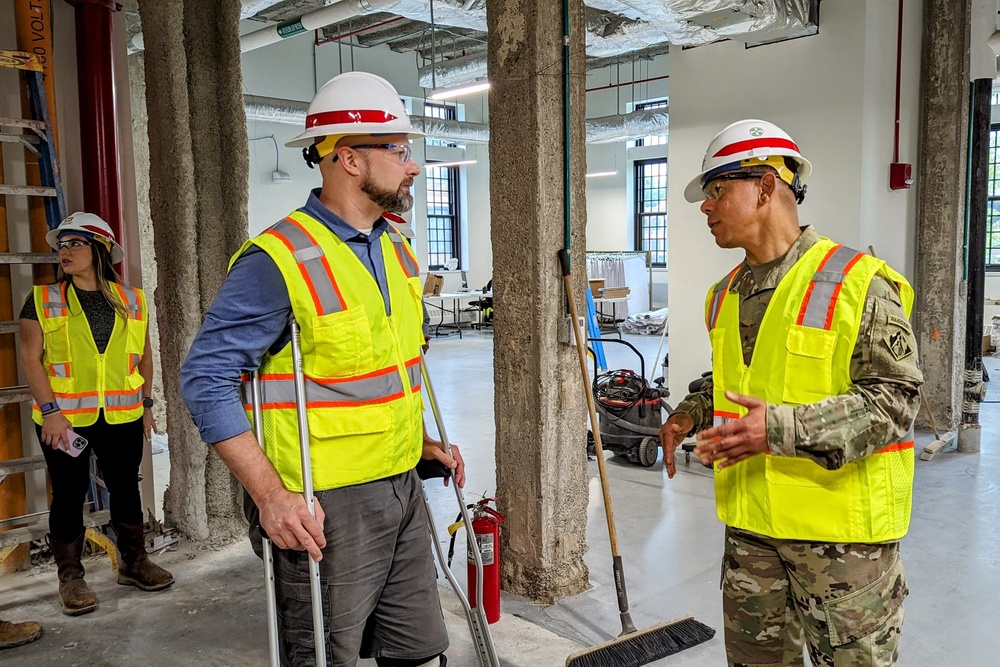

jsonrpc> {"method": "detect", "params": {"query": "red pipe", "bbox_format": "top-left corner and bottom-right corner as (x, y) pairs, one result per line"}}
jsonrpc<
(314, 17), (406, 46)
(893, 0), (904, 163)
(586, 73), (669, 94)
(65, 0), (123, 265)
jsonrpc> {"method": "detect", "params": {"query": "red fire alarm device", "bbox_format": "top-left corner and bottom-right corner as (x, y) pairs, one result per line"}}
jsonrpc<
(889, 163), (913, 190)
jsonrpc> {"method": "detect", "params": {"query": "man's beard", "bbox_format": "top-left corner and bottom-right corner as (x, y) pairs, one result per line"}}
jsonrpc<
(362, 173), (413, 214)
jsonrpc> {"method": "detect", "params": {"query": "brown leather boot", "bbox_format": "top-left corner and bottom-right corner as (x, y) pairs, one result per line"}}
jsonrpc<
(0, 618), (43, 649)
(48, 534), (98, 616)
(114, 522), (174, 592)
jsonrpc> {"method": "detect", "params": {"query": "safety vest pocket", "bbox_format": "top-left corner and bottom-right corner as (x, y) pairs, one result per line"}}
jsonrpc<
(125, 317), (145, 354)
(307, 307), (376, 379)
(42, 318), (72, 364)
(782, 325), (837, 405)
(764, 457), (854, 540)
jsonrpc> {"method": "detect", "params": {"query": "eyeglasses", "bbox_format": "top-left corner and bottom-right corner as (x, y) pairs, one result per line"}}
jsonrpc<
(702, 172), (764, 201)
(57, 239), (92, 251)
(335, 143), (413, 165)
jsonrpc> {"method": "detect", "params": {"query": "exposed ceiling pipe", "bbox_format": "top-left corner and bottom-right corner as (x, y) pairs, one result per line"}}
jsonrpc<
(240, 0), (400, 53)
(242, 95), (669, 144)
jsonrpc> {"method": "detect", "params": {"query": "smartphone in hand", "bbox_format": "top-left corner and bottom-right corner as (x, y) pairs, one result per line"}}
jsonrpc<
(63, 429), (89, 457)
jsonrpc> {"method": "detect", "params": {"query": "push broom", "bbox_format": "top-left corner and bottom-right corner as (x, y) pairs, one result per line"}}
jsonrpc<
(559, 249), (715, 667)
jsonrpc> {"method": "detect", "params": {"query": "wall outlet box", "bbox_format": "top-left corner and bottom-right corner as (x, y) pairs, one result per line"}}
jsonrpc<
(889, 163), (913, 190)
(559, 316), (587, 346)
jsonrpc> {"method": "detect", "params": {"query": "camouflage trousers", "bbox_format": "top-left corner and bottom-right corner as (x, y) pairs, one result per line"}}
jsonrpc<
(722, 527), (907, 667)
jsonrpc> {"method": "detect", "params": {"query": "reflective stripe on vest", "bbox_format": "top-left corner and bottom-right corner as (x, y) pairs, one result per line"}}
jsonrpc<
(706, 266), (740, 330)
(242, 357), (421, 409)
(114, 283), (144, 320)
(796, 245), (866, 329)
(50, 362), (70, 378)
(265, 217), (346, 316)
(104, 387), (144, 412)
(45, 392), (101, 415)
(42, 283), (67, 318)
(386, 230), (419, 278)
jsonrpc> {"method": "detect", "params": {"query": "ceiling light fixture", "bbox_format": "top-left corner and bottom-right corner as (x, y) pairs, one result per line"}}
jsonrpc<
(585, 170), (619, 178)
(429, 81), (492, 100)
(425, 159), (479, 169)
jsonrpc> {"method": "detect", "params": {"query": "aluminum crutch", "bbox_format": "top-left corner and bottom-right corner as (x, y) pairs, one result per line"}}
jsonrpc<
(249, 372), (281, 667)
(420, 354), (500, 667)
(253, 318), (328, 667)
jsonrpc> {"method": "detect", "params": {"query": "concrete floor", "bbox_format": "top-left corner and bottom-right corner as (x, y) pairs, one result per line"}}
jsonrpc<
(3, 331), (999, 665)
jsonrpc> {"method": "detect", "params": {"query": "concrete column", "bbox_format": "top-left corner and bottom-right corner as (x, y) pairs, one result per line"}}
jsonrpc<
(136, 0), (248, 539)
(486, 0), (590, 602)
(914, 0), (970, 431)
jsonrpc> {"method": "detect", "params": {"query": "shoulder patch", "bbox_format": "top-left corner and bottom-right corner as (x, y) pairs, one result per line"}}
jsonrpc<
(884, 329), (914, 361)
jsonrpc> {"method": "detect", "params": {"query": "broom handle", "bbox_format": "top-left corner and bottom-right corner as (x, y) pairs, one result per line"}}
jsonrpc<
(868, 245), (940, 439)
(559, 249), (637, 636)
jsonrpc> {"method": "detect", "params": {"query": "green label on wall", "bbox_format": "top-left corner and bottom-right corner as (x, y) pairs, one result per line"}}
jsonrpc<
(277, 20), (306, 38)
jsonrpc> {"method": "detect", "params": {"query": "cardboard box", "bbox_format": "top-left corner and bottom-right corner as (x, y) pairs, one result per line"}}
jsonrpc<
(588, 279), (605, 297)
(423, 273), (444, 296)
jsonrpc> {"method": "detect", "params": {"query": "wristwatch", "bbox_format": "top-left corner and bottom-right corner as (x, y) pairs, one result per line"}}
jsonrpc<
(142, 396), (154, 409)
(39, 401), (60, 414)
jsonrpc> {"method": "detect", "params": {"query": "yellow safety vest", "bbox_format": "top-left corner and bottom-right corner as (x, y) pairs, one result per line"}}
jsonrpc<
(234, 210), (425, 493)
(32, 282), (147, 426)
(704, 238), (915, 542)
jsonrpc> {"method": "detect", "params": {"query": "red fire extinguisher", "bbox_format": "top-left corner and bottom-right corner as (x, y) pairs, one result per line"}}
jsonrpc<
(448, 497), (504, 624)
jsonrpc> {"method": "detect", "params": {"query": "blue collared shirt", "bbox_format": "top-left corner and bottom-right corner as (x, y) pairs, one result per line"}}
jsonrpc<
(180, 189), (391, 445)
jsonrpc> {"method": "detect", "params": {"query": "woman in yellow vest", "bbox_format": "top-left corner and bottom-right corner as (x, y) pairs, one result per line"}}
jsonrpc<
(661, 120), (922, 666)
(19, 212), (173, 617)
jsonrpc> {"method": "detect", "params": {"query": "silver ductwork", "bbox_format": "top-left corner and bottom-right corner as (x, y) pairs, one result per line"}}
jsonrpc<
(243, 95), (490, 143)
(585, 108), (669, 144)
(244, 95), (669, 145)
(414, 0), (812, 88)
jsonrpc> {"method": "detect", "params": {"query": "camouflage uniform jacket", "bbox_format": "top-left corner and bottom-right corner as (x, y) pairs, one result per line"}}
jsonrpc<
(674, 225), (923, 470)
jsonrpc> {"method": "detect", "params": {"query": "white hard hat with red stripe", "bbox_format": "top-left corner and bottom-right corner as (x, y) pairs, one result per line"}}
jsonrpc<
(285, 71), (425, 149)
(46, 211), (124, 263)
(684, 119), (812, 203)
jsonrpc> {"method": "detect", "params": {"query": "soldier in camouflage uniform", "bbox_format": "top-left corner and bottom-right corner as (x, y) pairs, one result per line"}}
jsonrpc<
(660, 119), (921, 667)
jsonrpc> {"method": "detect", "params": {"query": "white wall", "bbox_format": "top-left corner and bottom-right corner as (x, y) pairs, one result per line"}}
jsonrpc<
(665, 0), (924, 400)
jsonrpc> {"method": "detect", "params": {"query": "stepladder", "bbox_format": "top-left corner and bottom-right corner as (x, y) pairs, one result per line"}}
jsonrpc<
(0, 49), (68, 565)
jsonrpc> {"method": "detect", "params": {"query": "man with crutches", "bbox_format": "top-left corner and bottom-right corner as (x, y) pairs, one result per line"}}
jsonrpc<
(181, 71), (464, 667)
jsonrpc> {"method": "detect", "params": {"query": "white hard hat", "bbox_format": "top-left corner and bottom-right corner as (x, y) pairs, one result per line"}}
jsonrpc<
(286, 71), (425, 148)
(46, 212), (124, 263)
(684, 119), (812, 203)
(383, 210), (414, 239)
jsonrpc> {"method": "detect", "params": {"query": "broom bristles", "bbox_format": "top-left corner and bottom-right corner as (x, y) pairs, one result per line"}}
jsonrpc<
(565, 616), (715, 667)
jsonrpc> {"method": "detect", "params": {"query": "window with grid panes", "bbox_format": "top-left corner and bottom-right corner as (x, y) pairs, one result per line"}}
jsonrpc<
(988, 124), (1000, 270)
(634, 158), (668, 267)
(424, 102), (457, 148)
(635, 99), (668, 147)
(425, 163), (461, 270)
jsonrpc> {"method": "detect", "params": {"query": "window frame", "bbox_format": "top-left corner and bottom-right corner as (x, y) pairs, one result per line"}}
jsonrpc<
(633, 157), (668, 268)
(987, 123), (1000, 271)
(424, 162), (462, 271)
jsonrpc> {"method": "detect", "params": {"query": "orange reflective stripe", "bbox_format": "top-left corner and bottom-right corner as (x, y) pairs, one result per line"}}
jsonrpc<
(707, 266), (740, 330)
(878, 441), (914, 453)
(387, 230), (419, 277)
(273, 216), (347, 316)
(797, 245), (866, 329)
